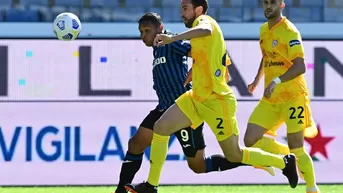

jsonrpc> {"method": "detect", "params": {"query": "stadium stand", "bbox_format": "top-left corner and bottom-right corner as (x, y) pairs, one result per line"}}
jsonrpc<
(0, 0), (342, 22)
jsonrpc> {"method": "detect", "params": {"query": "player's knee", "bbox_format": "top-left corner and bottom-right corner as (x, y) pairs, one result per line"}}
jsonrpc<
(128, 137), (146, 154)
(188, 162), (205, 174)
(153, 119), (173, 135)
(244, 136), (257, 147)
(225, 148), (243, 163)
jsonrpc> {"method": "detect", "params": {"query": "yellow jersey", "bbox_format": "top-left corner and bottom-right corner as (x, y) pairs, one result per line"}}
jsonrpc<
(190, 15), (233, 102)
(260, 17), (309, 103)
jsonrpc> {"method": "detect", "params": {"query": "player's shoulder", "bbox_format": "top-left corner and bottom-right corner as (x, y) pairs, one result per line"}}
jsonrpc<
(260, 22), (268, 32)
(282, 18), (301, 35)
(193, 14), (213, 26)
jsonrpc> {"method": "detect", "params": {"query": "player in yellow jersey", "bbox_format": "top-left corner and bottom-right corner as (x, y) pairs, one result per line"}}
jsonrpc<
(125, 1), (298, 193)
(243, 0), (320, 193)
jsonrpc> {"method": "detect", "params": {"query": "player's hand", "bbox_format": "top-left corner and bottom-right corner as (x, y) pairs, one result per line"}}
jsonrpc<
(264, 81), (276, 99)
(248, 79), (259, 94)
(184, 70), (192, 87)
(153, 34), (174, 46)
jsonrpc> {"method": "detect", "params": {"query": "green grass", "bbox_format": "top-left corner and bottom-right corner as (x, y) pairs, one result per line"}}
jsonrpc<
(0, 185), (341, 193)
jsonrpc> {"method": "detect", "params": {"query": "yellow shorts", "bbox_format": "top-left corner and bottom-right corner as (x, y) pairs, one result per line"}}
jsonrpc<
(176, 90), (239, 141)
(249, 94), (317, 137)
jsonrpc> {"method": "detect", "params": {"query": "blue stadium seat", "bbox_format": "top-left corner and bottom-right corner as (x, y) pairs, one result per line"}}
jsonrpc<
(162, 0), (179, 7)
(103, 0), (119, 8)
(51, 6), (68, 19)
(324, 8), (343, 22)
(300, 0), (323, 6)
(162, 8), (181, 22)
(243, 0), (259, 8)
(230, 0), (243, 7)
(68, 7), (82, 17)
(0, 11), (3, 21)
(146, 8), (162, 16)
(54, 0), (82, 7)
(288, 8), (312, 22)
(208, 0), (223, 8)
(0, 0), (11, 5)
(126, 0), (153, 8)
(21, 0), (49, 6)
(5, 8), (28, 21)
(284, 0), (293, 6)
(334, 0), (343, 6)
(219, 8), (243, 22)
(83, 8), (105, 22)
(25, 9), (39, 21)
(89, 0), (104, 7)
(207, 7), (216, 18)
(113, 8), (145, 22)
(251, 8), (266, 22)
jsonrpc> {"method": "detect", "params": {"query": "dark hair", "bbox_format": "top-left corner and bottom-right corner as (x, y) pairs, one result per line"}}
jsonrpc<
(191, 0), (208, 14)
(138, 12), (162, 26)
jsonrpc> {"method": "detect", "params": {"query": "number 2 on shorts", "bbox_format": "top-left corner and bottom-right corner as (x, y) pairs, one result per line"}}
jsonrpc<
(216, 118), (224, 129)
(289, 106), (305, 119)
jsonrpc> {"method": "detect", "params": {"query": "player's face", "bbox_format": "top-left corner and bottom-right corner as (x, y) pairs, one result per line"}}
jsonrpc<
(138, 23), (160, 47)
(180, 0), (197, 28)
(262, 0), (282, 19)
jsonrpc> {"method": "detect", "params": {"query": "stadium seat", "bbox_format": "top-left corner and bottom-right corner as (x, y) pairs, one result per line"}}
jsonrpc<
(207, 7), (216, 18)
(89, 0), (104, 7)
(251, 8), (266, 22)
(21, 0), (49, 6)
(299, 0), (323, 6)
(25, 9), (39, 21)
(283, 0), (293, 6)
(334, 0), (343, 6)
(230, 0), (243, 7)
(146, 8), (162, 16)
(162, 8), (181, 22)
(162, 0), (179, 7)
(51, 6), (68, 19)
(126, 0), (153, 8)
(0, 0), (11, 6)
(288, 7), (312, 22)
(0, 11), (3, 21)
(113, 8), (145, 22)
(68, 7), (82, 17)
(5, 8), (28, 21)
(324, 8), (343, 22)
(208, 0), (223, 8)
(243, 0), (259, 8)
(103, 0), (119, 8)
(54, 0), (82, 7)
(219, 8), (243, 22)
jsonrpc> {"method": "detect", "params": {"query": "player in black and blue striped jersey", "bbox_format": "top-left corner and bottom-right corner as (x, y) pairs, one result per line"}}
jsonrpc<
(114, 12), (274, 193)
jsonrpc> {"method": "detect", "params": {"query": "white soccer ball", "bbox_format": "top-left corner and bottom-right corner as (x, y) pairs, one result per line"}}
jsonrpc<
(53, 12), (81, 41)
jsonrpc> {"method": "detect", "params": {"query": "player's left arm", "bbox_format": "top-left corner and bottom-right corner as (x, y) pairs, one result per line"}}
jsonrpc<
(275, 31), (306, 84)
(171, 17), (213, 41)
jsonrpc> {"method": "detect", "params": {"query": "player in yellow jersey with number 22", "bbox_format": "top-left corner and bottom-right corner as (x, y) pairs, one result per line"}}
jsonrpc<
(244, 0), (320, 193)
(125, 1), (298, 193)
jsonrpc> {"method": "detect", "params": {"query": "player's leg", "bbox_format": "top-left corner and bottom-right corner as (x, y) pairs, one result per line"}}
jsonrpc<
(176, 124), (248, 174)
(283, 96), (319, 193)
(116, 109), (161, 193)
(125, 91), (201, 193)
(201, 94), (298, 188)
(244, 101), (290, 155)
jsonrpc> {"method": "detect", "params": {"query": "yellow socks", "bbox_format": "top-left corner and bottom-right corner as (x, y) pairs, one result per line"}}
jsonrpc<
(147, 133), (170, 186)
(253, 136), (290, 155)
(291, 147), (317, 189)
(242, 147), (285, 170)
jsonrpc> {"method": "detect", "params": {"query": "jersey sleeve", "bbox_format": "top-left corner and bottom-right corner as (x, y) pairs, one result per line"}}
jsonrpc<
(287, 31), (305, 61)
(170, 40), (191, 56)
(192, 15), (213, 31)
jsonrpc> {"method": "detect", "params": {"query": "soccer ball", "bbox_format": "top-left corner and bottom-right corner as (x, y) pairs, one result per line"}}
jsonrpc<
(53, 12), (81, 41)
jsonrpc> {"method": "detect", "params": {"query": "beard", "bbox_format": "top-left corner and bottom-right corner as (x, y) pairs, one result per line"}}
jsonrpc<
(264, 10), (280, 19)
(183, 14), (196, 28)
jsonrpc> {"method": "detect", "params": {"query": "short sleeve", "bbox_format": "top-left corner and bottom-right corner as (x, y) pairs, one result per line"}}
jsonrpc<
(170, 40), (191, 56)
(287, 31), (304, 61)
(192, 15), (212, 30)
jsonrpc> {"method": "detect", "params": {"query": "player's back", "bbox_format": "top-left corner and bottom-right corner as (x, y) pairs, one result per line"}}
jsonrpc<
(190, 15), (233, 102)
(259, 18), (308, 103)
(152, 32), (191, 110)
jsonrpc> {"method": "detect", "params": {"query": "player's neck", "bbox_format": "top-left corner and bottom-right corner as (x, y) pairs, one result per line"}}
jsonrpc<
(267, 15), (283, 30)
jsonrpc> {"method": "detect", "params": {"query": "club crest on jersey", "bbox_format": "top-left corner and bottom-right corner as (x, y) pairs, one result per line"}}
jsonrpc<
(215, 69), (221, 77)
(272, 40), (278, 47)
(289, 40), (301, 47)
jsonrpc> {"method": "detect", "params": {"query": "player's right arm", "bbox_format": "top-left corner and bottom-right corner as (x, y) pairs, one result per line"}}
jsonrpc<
(248, 58), (264, 94)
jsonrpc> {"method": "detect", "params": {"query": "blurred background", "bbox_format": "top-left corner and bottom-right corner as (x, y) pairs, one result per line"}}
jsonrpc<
(0, 0), (343, 22)
(0, 0), (343, 192)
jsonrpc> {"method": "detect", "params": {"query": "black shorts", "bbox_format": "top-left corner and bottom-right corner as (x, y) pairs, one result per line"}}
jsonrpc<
(140, 107), (206, 158)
